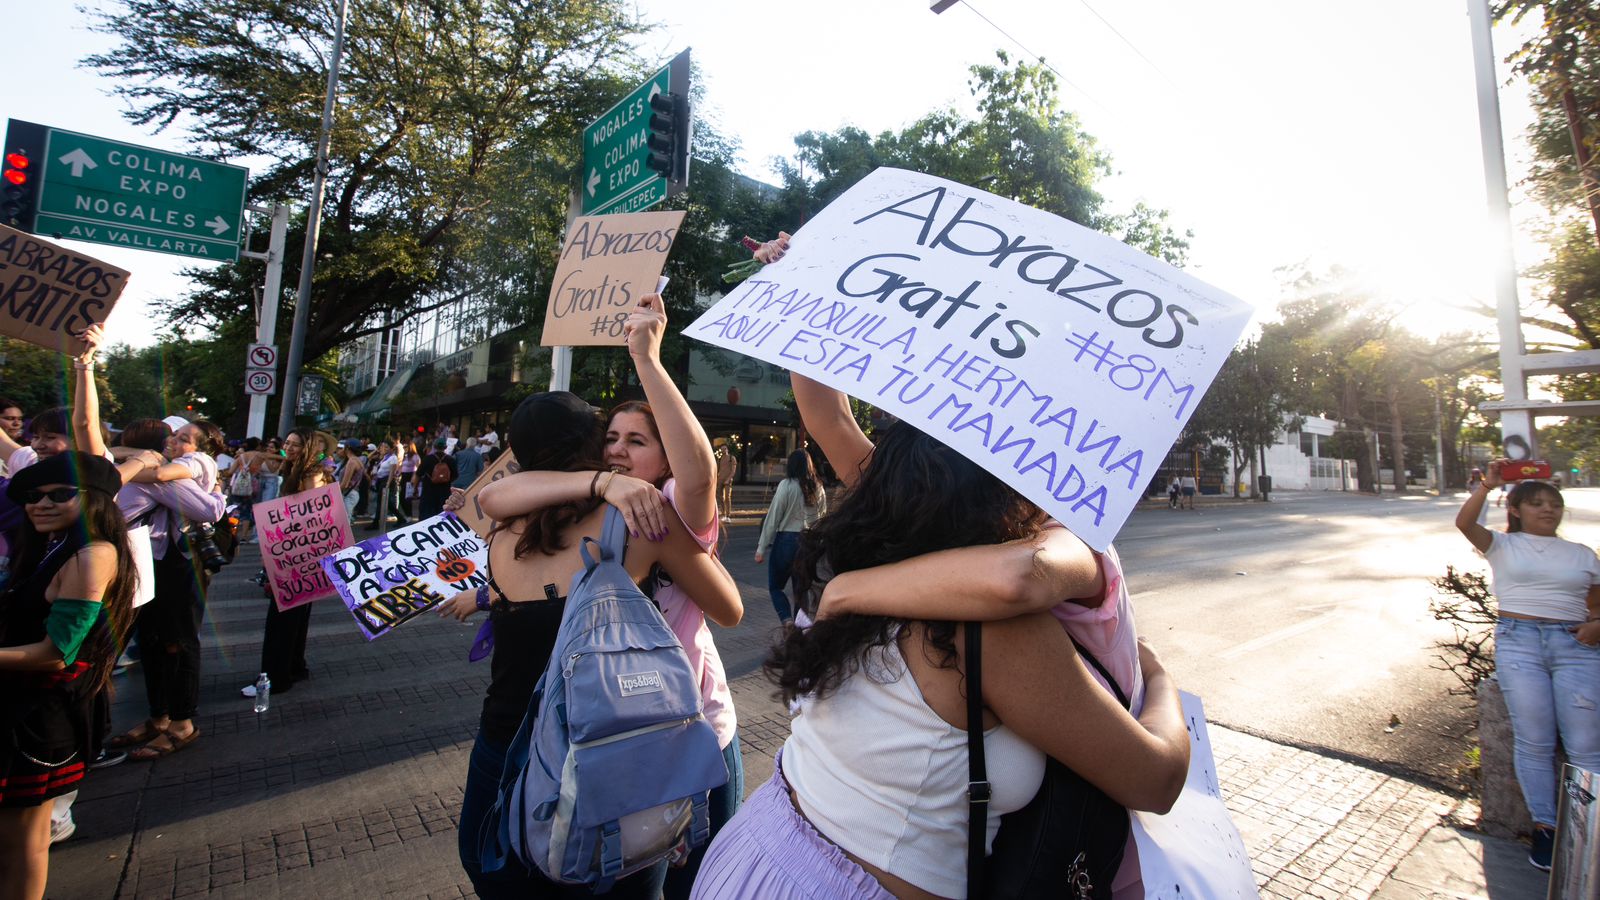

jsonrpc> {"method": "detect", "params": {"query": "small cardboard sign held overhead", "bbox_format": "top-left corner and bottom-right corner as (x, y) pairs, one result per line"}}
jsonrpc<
(0, 223), (130, 355)
(453, 452), (521, 539)
(539, 209), (685, 347)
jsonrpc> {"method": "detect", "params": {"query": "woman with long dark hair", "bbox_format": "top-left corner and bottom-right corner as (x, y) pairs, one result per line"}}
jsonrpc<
(456, 392), (740, 899)
(1456, 460), (1600, 871)
(690, 369), (1190, 899)
(243, 428), (336, 699)
(0, 453), (137, 899)
(755, 449), (827, 624)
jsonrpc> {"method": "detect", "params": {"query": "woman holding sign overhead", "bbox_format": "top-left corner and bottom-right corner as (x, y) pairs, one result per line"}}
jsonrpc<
(456, 391), (740, 900)
(68, 326), (224, 762)
(473, 292), (745, 900)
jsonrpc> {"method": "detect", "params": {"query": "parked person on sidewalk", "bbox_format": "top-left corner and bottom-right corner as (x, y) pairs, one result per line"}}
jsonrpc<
(415, 439), (456, 520)
(1455, 461), (1600, 871)
(452, 437), (484, 489)
(0, 453), (137, 900)
(0, 399), (23, 478)
(714, 438), (737, 525)
(367, 440), (405, 530)
(755, 449), (827, 625)
(470, 294), (746, 900)
(399, 439), (421, 520)
(452, 391), (741, 900)
(242, 428), (336, 700)
(225, 437), (264, 543)
(338, 441), (368, 526)
(692, 373), (1190, 900)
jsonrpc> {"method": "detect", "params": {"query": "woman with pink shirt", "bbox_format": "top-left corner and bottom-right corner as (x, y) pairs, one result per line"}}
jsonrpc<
(459, 292), (744, 900)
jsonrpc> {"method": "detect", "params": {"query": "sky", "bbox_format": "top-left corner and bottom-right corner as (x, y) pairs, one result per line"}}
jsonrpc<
(1, 0), (1548, 349)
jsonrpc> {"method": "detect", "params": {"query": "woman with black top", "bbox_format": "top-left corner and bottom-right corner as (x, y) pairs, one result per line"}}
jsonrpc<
(243, 428), (336, 698)
(0, 453), (137, 900)
(456, 392), (740, 900)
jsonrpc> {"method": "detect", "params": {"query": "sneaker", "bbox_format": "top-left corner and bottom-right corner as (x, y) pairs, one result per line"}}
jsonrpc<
(240, 684), (257, 698)
(1530, 825), (1555, 871)
(50, 816), (75, 844)
(90, 749), (127, 769)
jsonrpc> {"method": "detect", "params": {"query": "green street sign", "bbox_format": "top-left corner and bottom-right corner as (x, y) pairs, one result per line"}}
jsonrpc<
(31, 126), (248, 262)
(581, 49), (690, 216)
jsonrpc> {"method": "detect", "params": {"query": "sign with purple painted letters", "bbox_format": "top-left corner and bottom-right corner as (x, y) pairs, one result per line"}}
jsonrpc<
(685, 168), (1253, 550)
(321, 512), (489, 640)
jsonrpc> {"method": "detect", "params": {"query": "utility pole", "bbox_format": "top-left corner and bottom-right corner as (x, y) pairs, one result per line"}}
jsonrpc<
(278, 0), (350, 437)
(1434, 383), (1448, 496)
(240, 202), (289, 439)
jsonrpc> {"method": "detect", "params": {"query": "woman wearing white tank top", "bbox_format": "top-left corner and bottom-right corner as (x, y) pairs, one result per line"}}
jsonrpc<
(689, 366), (1191, 900)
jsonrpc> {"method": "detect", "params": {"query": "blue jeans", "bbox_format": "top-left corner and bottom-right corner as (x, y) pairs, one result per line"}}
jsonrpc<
(459, 731), (667, 899)
(766, 531), (801, 622)
(663, 733), (744, 900)
(1494, 617), (1600, 825)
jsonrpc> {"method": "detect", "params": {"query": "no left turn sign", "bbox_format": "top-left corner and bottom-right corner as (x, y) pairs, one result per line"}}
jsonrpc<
(247, 343), (279, 369)
(245, 369), (277, 395)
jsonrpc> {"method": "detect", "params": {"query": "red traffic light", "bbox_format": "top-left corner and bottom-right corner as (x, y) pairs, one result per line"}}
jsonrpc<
(4, 152), (27, 170)
(2, 169), (23, 187)
(416, 425), (425, 433)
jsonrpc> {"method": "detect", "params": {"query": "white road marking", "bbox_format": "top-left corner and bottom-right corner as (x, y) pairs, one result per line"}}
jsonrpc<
(1219, 610), (1342, 660)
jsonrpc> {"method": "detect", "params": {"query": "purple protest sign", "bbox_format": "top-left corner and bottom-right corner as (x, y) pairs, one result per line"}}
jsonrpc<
(320, 512), (489, 640)
(254, 484), (352, 612)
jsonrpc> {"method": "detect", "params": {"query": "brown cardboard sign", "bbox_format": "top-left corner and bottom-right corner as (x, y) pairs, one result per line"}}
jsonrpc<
(539, 210), (685, 347)
(454, 451), (521, 539)
(0, 223), (130, 355)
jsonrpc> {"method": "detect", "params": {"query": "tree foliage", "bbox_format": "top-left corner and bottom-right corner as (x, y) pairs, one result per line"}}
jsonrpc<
(86, 0), (649, 362)
(772, 53), (1191, 265)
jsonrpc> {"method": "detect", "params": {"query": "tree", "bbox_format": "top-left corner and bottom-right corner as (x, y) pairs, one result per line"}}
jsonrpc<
(1185, 338), (1300, 498)
(772, 53), (1191, 264)
(0, 339), (113, 419)
(86, 0), (650, 365)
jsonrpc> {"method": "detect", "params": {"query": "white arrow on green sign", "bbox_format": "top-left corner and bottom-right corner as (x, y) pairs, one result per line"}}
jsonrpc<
(32, 127), (249, 262)
(581, 49), (689, 216)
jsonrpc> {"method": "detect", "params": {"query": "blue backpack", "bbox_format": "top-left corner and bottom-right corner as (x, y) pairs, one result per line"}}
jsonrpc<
(480, 505), (727, 891)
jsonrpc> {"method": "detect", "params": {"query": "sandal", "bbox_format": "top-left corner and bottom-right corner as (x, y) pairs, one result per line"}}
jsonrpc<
(129, 727), (201, 761)
(105, 719), (164, 750)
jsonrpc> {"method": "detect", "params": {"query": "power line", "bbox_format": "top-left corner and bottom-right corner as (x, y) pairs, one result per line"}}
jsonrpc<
(956, 0), (1111, 115)
(1072, 0), (1181, 91)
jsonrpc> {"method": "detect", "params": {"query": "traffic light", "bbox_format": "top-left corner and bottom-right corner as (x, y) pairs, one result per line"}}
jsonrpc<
(645, 91), (690, 193)
(1, 119), (46, 232)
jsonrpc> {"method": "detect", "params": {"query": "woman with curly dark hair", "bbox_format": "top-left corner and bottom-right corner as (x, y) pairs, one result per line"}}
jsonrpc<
(691, 377), (1191, 900)
(0, 452), (137, 900)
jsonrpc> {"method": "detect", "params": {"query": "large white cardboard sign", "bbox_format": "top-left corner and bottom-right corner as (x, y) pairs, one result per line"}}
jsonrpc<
(1132, 692), (1258, 898)
(686, 168), (1252, 549)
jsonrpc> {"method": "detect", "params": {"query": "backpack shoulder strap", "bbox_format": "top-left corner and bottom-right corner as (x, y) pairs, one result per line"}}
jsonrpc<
(964, 622), (988, 900)
(1069, 635), (1130, 710)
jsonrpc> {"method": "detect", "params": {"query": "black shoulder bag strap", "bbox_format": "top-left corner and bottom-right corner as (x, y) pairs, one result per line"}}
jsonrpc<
(966, 621), (989, 900)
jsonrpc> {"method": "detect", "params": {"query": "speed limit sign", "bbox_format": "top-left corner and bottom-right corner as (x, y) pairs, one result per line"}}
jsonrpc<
(245, 369), (277, 395)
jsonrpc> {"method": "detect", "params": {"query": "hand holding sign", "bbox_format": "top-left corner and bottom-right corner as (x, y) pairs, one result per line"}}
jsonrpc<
(624, 292), (669, 362)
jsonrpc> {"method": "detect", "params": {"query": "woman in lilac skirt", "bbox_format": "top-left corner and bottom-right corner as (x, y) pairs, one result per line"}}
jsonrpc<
(690, 372), (1193, 900)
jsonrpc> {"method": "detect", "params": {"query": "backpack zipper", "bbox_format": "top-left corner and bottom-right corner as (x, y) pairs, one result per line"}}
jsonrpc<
(568, 716), (696, 750)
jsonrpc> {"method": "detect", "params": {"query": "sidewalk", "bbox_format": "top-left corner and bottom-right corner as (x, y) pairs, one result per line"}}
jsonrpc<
(48, 538), (1550, 899)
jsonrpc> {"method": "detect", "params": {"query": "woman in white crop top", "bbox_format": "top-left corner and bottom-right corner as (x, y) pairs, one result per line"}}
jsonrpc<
(1456, 461), (1600, 871)
(690, 367), (1191, 900)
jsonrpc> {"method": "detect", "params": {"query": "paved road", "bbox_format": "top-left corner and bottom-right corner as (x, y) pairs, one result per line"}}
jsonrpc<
(1110, 487), (1600, 790)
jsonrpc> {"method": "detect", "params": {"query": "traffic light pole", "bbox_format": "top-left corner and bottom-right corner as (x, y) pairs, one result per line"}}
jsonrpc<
(241, 202), (289, 439)
(278, 0), (350, 438)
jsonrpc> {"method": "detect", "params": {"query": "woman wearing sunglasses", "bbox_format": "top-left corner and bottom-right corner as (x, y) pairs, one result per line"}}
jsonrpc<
(0, 453), (139, 900)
